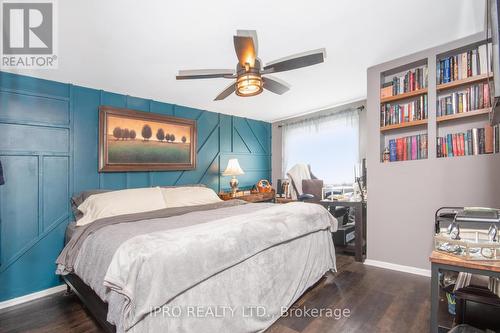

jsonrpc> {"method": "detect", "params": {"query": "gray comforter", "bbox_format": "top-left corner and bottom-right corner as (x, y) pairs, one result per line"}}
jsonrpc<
(56, 200), (245, 274)
(56, 201), (337, 333)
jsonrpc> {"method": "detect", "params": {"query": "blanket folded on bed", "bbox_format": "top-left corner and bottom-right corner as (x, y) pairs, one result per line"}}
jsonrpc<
(56, 200), (246, 275)
(102, 202), (337, 331)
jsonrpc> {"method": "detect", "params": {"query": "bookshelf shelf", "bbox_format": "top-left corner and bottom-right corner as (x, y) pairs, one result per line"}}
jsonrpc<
(380, 119), (428, 132)
(435, 41), (498, 159)
(380, 61), (428, 162)
(436, 108), (491, 123)
(436, 73), (493, 92)
(380, 88), (428, 103)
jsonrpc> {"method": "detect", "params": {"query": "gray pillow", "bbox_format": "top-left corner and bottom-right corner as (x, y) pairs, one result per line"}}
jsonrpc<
(302, 179), (324, 201)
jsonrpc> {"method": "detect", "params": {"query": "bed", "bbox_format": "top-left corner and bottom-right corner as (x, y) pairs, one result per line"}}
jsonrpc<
(56, 186), (337, 333)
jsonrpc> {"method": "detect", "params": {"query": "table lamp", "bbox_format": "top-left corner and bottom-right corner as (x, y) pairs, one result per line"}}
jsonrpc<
(222, 158), (245, 197)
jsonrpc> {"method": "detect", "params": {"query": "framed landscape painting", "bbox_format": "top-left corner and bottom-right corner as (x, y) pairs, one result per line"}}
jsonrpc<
(98, 106), (196, 172)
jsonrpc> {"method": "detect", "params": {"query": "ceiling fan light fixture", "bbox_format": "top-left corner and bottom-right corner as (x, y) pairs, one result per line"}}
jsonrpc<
(235, 73), (263, 97)
(176, 30), (326, 100)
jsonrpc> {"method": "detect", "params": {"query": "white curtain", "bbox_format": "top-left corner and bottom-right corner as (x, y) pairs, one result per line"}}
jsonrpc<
(282, 108), (359, 185)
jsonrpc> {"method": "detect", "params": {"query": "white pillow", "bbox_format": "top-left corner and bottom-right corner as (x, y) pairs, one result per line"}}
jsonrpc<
(76, 187), (166, 226)
(161, 186), (222, 208)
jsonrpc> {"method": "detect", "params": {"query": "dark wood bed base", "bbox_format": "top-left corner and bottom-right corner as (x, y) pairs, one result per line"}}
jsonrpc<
(63, 274), (116, 333)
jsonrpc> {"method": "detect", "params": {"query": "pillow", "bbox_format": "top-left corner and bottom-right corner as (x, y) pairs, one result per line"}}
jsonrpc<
(161, 184), (206, 189)
(71, 189), (111, 221)
(302, 179), (324, 201)
(76, 187), (166, 226)
(161, 186), (222, 208)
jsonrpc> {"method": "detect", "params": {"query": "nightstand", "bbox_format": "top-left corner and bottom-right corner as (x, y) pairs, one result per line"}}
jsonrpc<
(275, 197), (295, 204)
(219, 190), (275, 203)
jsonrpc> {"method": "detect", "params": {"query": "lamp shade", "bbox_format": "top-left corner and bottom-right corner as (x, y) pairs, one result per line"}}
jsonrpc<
(222, 158), (245, 176)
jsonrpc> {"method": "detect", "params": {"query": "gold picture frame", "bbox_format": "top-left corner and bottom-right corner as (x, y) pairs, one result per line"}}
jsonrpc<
(98, 106), (196, 172)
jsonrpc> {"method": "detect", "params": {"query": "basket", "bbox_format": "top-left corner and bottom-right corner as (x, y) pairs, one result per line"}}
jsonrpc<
(434, 230), (500, 261)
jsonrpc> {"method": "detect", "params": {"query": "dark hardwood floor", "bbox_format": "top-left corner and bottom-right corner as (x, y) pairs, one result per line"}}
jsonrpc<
(0, 255), (430, 333)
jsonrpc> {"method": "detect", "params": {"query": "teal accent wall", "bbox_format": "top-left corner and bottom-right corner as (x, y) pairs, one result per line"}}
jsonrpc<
(0, 71), (271, 302)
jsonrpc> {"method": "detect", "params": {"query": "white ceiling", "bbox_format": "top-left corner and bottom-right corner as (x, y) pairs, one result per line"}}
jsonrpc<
(4, 0), (485, 122)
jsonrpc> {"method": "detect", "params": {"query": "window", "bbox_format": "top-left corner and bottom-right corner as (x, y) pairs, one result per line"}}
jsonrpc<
(282, 109), (360, 186)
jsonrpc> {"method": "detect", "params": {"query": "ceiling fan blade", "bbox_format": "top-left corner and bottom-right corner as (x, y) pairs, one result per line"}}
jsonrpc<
(233, 35), (257, 67)
(214, 82), (236, 101)
(176, 69), (235, 80)
(263, 48), (326, 73)
(236, 30), (258, 55)
(262, 76), (290, 95)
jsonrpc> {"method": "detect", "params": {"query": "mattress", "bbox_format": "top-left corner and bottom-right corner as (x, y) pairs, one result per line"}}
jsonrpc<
(65, 221), (79, 245)
(59, 201), (337, 333)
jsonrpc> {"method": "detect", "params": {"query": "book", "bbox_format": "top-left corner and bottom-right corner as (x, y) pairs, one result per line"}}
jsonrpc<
(494, 124), (500, 153)
(472, 128), (479, 155)
(389, 139), (397, 161)
(400, 137), (408, 161)
(452, 134), (458, 156)
(478, 128), (485, 154)
(478, 44), (488, 75)
(471, 49), (478, 76)
(447, 134), (453, 157)
(485, 124), (493, 153)
(444, 58), (450, 83)
(396, 138), (404, 161)
(460, 52), (468, 79)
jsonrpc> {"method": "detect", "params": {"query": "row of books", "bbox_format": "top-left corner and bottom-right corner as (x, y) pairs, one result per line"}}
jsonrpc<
(388, 67), (428, 96)
(437, 125), (497, 157)
(381, 95), (428, 127)
(436, 44), (491, 84)
(388, 134), (428, 162)
(437, 82), (491, 116)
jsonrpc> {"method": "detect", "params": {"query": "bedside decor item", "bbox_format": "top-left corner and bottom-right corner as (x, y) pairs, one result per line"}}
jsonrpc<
(382, 147), (390, 162)
(276, 179), (290, 198)
(256, 179), (272, 193)
(218, 190), (274, 203)
(222, 158), (245, 197)
(98, 106), (196, 172)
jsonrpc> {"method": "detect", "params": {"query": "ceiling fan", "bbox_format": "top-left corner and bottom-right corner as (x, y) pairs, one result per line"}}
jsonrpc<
(176, 30), (326, 101)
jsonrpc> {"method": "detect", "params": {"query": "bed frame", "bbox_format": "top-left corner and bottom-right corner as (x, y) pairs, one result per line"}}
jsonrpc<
(63, 271), (328, 333)
(63, 274), (116, 333)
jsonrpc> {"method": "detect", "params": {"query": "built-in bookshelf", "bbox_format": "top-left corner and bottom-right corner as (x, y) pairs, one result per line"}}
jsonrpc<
(379, 38), (499, 163)
(436, 40), (496, 159)
(380, 59), (429, 162)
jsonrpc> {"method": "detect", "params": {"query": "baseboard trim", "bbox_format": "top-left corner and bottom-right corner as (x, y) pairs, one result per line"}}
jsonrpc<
(364, 259), (431, 277)
(0, 284), (66, 310)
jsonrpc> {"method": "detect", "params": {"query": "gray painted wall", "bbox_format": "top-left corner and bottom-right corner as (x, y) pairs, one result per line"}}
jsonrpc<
(367, 32), (500, 270)
(272, 100), (367, 186)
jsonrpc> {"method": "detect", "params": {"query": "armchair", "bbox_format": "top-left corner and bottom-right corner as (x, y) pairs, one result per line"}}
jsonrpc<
(286, 163), (349, 222)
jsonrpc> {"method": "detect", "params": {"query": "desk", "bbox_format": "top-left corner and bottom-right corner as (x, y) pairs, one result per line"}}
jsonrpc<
(318, 200), (367, 262)
(430, 251), (500, 332)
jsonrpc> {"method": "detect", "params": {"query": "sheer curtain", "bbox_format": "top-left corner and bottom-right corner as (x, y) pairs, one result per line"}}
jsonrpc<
(282, 108), (359, 185)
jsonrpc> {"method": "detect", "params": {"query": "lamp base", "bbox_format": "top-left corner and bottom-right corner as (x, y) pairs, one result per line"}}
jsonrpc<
(230, 177), (239, 197)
